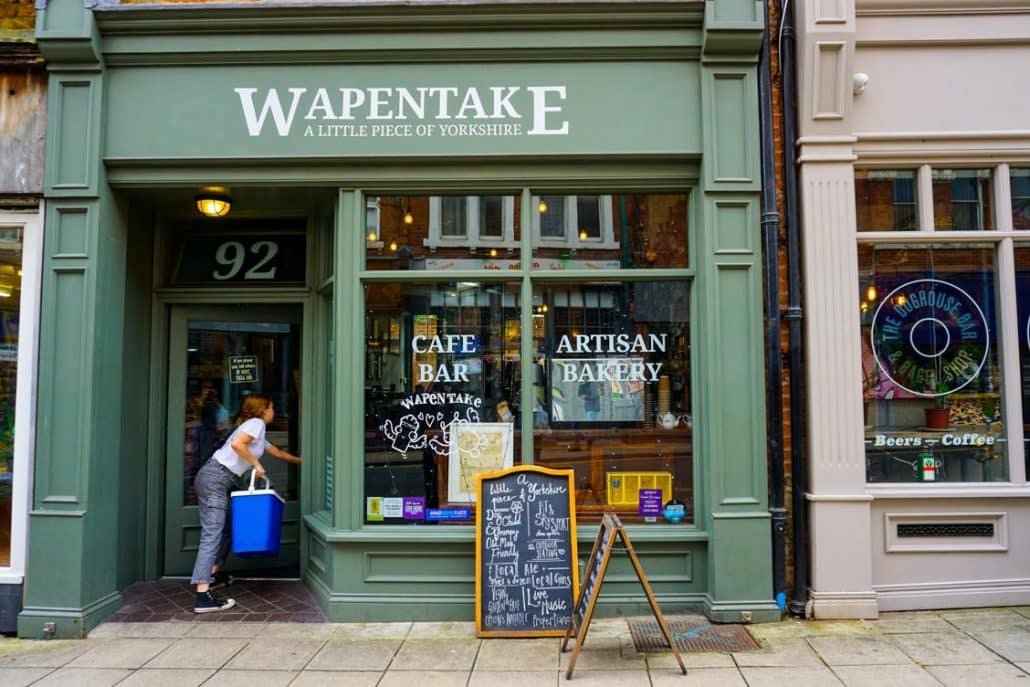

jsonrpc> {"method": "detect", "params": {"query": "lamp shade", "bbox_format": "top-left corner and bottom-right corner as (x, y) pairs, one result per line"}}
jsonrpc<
(196, 190), (232, 217)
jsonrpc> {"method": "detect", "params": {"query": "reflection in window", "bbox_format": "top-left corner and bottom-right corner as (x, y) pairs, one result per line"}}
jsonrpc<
(363, 282), (521, 523)
(440, 196), (467, 237)
(859, 245), (1006, 482)
(0, 225), (21, 567)
(855, 170), (918, 232)
(533, 282), (692, 524)
(932, 169), (994, 231)
(532, 193), (688, 269)
(1012, 169), (1030, 231)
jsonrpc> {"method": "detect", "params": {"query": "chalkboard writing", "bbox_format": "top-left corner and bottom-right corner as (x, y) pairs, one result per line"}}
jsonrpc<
(475, 466), (578, 637)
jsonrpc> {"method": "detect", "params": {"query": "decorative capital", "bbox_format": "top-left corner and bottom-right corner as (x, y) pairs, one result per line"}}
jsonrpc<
(702, 0), (764, 58)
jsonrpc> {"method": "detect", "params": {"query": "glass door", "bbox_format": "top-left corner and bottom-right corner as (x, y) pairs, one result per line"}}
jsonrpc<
(163, 304), (302, 576)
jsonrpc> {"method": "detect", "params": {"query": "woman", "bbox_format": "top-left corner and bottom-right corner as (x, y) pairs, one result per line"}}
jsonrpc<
(191, 393), (301, 613)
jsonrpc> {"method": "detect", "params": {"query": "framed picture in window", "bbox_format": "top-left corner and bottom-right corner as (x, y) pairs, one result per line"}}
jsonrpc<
(447, 422), (514, 502)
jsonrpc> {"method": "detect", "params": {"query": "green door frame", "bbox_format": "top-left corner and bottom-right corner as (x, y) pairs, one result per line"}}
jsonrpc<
(162, 303), (304, 577)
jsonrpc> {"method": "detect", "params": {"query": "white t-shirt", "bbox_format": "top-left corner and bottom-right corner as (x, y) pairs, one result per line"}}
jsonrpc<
(212, 417), (271, 476)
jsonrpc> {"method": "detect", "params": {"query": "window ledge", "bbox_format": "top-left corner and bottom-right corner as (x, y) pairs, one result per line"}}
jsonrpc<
(304, 515), (708, 543)
(867, 484), (1030, 499)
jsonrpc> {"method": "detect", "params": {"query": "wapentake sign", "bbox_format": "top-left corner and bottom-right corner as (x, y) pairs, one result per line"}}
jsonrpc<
(104, 62), (699, 159)
(235, 85), (570, 140)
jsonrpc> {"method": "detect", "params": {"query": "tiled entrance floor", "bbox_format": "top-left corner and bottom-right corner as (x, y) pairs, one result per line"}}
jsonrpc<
(105, 578), (326, 623)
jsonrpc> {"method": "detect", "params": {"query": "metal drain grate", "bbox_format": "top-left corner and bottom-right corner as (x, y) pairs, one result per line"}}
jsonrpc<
(628, 615), (760, 653)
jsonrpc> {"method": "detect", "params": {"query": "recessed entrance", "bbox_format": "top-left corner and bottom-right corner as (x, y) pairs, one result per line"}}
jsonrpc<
(162, 304), (302, 578)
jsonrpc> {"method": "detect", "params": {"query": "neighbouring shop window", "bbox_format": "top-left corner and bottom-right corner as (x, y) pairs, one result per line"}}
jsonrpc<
(363, 281), (522, 522)
(855, 170), (918, 232)
(931, 169), (994, 231)
(532, 281), (692, 523)
(532, 194), (688, 269)
(1017, 244), (1030, 477)
(0, 225), (21, 566)
(859, 244), (1006, 482)
(1012, 169), (1030, 231)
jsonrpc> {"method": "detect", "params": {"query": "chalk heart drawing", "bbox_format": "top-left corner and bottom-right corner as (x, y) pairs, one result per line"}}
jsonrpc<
(380, 405), (480, 458)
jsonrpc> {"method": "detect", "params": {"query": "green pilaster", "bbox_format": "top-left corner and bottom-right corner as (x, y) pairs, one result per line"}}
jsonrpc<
(20, 3), (129, 639)
(698, 5), (780, 619)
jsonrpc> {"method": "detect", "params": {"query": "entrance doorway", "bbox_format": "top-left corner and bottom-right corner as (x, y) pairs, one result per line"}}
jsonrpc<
(163, 304), (302, 577)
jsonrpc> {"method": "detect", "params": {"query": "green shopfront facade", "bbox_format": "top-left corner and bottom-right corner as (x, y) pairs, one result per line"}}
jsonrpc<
(23, 0), (778, 637)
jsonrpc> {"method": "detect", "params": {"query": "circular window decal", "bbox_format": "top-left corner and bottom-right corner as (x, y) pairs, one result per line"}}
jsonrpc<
(870, 278), (989, 398)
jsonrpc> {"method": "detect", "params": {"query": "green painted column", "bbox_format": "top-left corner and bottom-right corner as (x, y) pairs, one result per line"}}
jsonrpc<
(698, 1), (780, 623)
(19, 1), (128, 638)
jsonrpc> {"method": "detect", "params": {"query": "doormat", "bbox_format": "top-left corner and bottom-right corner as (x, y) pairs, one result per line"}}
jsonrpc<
(628, 615), (760, 653)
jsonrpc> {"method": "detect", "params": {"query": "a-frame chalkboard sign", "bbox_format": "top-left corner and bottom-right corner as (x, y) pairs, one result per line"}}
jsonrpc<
(561, 513), (686, 679)
(475, 465), (579, 638)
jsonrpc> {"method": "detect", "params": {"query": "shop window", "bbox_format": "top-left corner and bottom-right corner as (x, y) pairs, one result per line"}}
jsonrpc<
(855, 170), (918, 232)
(1017, 244), (1030, 477)
(0, 224), (24, 567)
(362, 191), (691, 524)
(363, 281), (522, 522)
(1012, 169), (1030, 231)
(531, 193), (688, 269)
(533, 281), (692, 523)
(859, 244), (1006, 483)
(931, 169), (994, 231)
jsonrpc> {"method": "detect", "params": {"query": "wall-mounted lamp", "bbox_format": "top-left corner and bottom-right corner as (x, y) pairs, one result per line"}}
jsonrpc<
(853, 72), (870, 95)
(195, 187), (232, 218)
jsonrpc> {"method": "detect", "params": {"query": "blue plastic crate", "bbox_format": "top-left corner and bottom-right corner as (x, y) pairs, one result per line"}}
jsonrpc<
(230, 474), (285, 559)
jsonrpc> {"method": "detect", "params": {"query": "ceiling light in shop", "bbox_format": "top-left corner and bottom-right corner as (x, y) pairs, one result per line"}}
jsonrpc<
(195, 187), (232, 218)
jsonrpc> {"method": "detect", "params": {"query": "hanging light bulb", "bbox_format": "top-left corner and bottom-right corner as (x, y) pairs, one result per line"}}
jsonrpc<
(538, 199), (548, 213)
(579, 230), (588, 240)
(895, 293), (907, 307)
(866, 284), (877, 301)
(403, 206), (414, 224)
(389, 241), (398, 252)
(367, 231), (378, 242)
(489, 248), (498, 257)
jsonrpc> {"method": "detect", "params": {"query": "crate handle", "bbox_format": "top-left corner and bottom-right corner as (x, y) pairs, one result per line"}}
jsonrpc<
(248, 469), (272, 492)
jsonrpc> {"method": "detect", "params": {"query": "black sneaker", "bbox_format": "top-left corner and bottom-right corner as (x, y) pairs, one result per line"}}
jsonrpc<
(210, 571), (234, 591)
(194, 590), (236, 614)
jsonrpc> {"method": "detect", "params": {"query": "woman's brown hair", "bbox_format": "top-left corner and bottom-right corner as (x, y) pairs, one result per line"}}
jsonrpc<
(236, 393), (273, 427)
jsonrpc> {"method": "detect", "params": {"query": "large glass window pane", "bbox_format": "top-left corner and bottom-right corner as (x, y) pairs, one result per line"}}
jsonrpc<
(932, 169), (994, 231)
(0, 226), (21, 567)
(1012, 169), (1030, 231)
(855, 170), (919, 232)
(532, 281), (692, 524)
(532, 193), (688, 270)
(364, 281), (521, 523)
(1016, 245), (1030, 477)
(365, 194), (519, 271)
(859, 244), (1006, 482)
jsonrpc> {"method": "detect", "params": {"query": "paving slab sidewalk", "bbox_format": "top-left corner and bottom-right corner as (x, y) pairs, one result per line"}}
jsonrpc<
(0, 608), (1028, 685)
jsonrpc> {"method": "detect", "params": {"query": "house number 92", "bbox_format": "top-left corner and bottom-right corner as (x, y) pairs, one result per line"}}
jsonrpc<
(212, 240), (279, 280)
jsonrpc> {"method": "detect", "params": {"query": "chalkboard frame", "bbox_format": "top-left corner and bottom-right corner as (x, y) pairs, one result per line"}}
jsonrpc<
(561, 513), (686, 679)
(475, 465), (579, 638)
